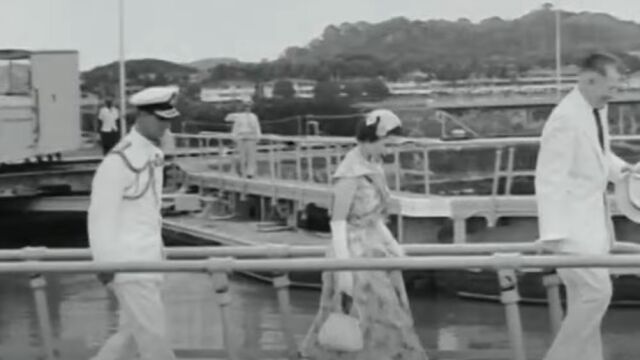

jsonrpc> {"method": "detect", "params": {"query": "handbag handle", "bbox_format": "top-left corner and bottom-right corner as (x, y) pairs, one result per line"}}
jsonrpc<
(340, 292), (363, 323)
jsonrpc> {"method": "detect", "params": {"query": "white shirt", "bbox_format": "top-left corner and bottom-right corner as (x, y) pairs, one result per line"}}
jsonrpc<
(88, 128), (165, 282)
(98, 106), (120, 132)
(226, 112), (261, 138)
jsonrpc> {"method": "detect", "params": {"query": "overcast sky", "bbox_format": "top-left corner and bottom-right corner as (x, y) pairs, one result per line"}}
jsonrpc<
(1, 0), (638, 70)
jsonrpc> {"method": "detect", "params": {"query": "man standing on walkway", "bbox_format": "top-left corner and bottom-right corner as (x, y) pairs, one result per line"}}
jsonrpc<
(225, 100), (261, 178)
(87, 86), (179, 360)
(535, 52), (630, 360)
(97, 98), (120, 155)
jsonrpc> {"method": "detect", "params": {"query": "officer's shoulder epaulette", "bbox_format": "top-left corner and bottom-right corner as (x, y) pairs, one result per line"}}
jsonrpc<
(107, 141), (146, 173)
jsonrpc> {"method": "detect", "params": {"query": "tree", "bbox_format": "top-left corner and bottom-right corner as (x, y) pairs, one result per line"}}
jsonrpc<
(313, 81), (341, 103)
(272, 80), (296, 99)
(343, 81), (364, 99)
(183, 83), (201, 101)
(363, 79), (390, 99)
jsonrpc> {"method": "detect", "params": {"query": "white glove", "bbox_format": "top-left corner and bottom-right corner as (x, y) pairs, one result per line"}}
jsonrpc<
(330, 220), (354, 295)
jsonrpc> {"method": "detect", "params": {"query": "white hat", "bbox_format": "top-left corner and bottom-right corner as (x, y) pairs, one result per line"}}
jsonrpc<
(365, 109), (402, 137)
(129, 86), (180, 120)
(614, 171), (640, 223)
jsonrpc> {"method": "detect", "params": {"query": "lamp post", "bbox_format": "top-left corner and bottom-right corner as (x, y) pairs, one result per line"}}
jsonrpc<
(118, 0), (127, 138)
(555, 3), (562, 99)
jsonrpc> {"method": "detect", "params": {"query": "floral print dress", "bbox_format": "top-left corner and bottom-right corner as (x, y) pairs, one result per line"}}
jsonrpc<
(299, 149), (428, 360)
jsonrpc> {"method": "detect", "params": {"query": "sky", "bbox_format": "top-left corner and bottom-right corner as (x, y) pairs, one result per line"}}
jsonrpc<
(1, 0), (640, 70)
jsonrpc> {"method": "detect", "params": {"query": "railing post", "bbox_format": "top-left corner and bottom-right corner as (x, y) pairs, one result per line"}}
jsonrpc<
(497, 267), (527, 360)
(505, 146), (516, 195)
(266, 245), (297, 359)
(325, 144), (332, 184)
(306, 144), (314, 183)
(295, 142), (302, 182)
(542, 271), (563, 337)
(23, 247), (57, 360)
(273, 274), (297, 359)
(452, 217), (467, 244)
(209, 266), (240, 360)
(423, 149), (430, 195)
(394, 147), (401, 191)
(218, 138), (224, 172)
(492, 147), (504, 197)
(30, 274), (57, 360)
(276, 139), (283, 180)
(269, 139), (276, 181)
(397, 213), (404, 243)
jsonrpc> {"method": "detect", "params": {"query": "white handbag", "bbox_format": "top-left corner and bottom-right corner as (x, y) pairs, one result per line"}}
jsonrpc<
(318, 294), (363, 352)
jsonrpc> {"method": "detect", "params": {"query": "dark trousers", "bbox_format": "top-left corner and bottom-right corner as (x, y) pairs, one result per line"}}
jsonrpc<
(100, 131), (120, 155)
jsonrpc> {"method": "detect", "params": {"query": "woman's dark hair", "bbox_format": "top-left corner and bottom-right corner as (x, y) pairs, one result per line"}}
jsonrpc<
(355, 115), (403, 143)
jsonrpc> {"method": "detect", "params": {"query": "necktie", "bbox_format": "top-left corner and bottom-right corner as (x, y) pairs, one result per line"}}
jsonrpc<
(593, 108), (604, 152)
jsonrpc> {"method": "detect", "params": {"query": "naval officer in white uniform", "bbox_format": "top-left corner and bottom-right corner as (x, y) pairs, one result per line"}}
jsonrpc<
(88, 86), (180, 360)
(535, 52), (630, 360)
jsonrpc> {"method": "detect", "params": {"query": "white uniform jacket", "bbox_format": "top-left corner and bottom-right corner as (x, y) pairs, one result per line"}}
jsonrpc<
(87, 128), (165, 282)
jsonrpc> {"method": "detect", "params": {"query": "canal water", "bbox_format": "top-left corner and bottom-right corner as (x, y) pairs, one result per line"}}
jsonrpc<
(2, 212), (640, 359)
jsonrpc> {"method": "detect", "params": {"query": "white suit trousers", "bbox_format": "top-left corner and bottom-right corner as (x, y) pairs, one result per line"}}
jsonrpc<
(91, 280), (176, 360)
(236, 138), (257, 177)
(543, 268), (612, 360)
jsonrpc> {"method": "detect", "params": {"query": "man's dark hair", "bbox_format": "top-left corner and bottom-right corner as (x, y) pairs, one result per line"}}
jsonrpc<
(580, 52), (621, 76)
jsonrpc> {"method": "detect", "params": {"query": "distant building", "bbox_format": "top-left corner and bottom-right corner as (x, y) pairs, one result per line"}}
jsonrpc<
(262, 78), (317, 99)
(200, 80), (256, 103)
(399, 70), (432, 82)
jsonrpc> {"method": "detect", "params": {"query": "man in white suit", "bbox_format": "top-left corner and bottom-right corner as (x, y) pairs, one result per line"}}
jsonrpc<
(536, 52), (630, 360)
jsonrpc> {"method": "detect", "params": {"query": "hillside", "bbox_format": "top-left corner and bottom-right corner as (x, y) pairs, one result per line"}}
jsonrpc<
(280, 6), (640, 78)
(84, 58), (196, 78)
(187, 57), (239, 71)
(82, 59), (197, 94)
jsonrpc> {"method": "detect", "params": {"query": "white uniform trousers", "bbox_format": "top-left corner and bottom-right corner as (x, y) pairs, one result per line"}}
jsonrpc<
(91, 280), (176, 360)
(543, 268), (612, 360)
(236, 138), (257, 177)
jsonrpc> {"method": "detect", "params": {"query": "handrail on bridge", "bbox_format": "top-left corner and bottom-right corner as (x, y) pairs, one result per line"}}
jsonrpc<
(8, 242), (640, 360)
(7, 241), (640, 261)
(170, 131), (640, 197)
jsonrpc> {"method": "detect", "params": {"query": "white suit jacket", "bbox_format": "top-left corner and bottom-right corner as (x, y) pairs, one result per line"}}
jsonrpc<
(535, 87), (627, 254)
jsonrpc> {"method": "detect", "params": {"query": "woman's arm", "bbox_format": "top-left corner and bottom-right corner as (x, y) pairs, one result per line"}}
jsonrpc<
(330, 178), (358, 296)
(331, 177), (358, 222)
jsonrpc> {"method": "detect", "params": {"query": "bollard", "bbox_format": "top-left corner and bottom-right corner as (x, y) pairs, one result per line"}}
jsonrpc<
(542, 271), (563, 337)
(30, 274), (57, 360)
(210, 269), (240, 360)
(273, 274), (298, 359)
(497, 269), (527, 360)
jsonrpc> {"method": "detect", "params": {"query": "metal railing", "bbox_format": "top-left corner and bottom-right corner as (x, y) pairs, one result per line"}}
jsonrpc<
(7, 242), (640, 360)
(171, 132), (640, 197)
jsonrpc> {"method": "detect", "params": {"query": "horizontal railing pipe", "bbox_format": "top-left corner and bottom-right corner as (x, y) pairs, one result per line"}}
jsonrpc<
(4, 254), (640, 274)
(5, 242), (640, 261)
(172, 131), (640, 151)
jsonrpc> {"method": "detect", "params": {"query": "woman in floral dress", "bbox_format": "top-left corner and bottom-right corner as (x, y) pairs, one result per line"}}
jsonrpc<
(299, 109), (428, 360)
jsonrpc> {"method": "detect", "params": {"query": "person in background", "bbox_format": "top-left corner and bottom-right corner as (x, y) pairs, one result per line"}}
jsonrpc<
(97, 98), (120, 155)
(300, 109), (428, 360)
(225, 100), (261, 178)
(535, 52), (631, 360)
(88, 86), (180, 360)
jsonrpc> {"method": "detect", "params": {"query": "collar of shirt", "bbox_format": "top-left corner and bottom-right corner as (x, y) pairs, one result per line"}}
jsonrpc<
(129, 127), (164, 159)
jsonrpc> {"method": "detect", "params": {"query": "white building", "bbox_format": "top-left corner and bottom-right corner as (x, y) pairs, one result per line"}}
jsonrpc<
(200, 81), (255, 103)
(262, 78), (316, 99)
